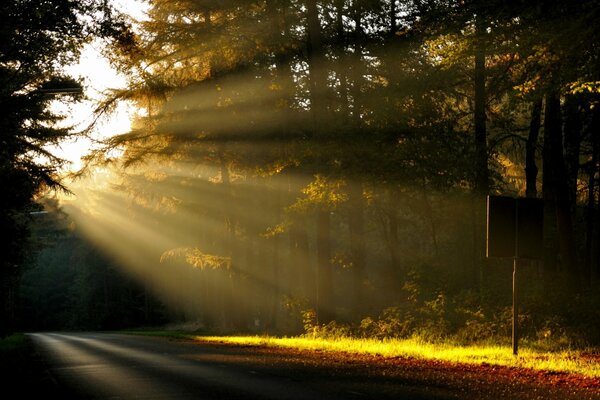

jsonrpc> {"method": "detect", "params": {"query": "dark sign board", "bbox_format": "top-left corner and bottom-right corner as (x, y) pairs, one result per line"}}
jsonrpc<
(516, 198), (544, 259)
(486, 196), (516, 258)
(486, 196), (543, 259)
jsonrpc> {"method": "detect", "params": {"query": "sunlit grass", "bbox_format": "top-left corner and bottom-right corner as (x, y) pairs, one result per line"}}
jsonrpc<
(191, 335), (600, 378)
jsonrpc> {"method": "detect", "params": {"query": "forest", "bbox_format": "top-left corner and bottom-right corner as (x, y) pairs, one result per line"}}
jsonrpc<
(2, 0), (600, 348)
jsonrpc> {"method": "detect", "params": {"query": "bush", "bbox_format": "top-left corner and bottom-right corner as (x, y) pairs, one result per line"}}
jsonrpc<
(299, 271), (600, 349)
(301, 308), (354, 339)
(454, 308), (498, 344)
(358, 307), (414, 339)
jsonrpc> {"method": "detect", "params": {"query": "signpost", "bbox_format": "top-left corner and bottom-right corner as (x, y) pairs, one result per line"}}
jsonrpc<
(486, 196), (543, 355)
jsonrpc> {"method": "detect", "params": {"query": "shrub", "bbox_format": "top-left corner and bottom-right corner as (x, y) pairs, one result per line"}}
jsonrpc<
(454, 308), (498, 344)
(301, 308), (354, 339)
(358, 306), (414, 339)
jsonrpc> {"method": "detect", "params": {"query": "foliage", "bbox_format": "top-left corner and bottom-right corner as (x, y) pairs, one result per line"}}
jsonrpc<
(20, 210), (168, 331)
(300, 308), (353, 339)
(15, 0), (600, 352)
(358, 307), (414, 339)
(288, 175), (349, 214)
(161, 247), (231, 270)
(0, 0), (130, 336)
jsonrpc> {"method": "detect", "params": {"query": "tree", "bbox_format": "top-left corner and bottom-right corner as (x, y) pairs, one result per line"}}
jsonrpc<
(0, 0), (123, 336)
(79, 0), (600, 339)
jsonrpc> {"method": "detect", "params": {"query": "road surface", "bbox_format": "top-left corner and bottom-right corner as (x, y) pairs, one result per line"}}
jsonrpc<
(29, 332), (440, 399)
(27, 332), (598, 400)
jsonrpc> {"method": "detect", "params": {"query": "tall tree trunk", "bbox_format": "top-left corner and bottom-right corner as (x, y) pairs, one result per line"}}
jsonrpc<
(306, 0), (333, 323)
(471, 20), (488, 295)
(596, 167), (600, 284)
(544, 90), (579, 282)
(306, 0), (326, 129)
(350, 2), (364, 127)
(563, 93), (583, 287)
(470, 195), (486, 293)
(219, 150), (236, 330)
(380, 188), (402, 294)
(296, 217), (314, 303)
(316, 208), (333, 323)
(542, 93), (558, 274)
(390, 0), (397, 34)
(563, 95), (582, 211)
(268, 230), (281, 332)
(272, 0), (295, 128)
(585, 143), (597, 284)
(334, 0), (349, 121)
(422, 190), (439, 257)
(243, 182), (260, 330)
(387, 209), (401, 278)
(267, 180), (283, 332)
(348, 181), (366, 318)
(473, 22), (488, 195)
(287, 176), (314, 308)
(526, 97), (542, 198)
(587, 107), (600, 283)
(288, 222), (302, 299)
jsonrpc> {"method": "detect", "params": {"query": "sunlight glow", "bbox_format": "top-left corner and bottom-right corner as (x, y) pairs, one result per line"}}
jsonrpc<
(49, 42), (132, 171)
(48, 0), (544, 348)
(47, 0), (150, 170)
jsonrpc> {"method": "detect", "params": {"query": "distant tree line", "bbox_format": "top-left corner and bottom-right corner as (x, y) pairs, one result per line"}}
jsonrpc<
(20, 203), (168, 331)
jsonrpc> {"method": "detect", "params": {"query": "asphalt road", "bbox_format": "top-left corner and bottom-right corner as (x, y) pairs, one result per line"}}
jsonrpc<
(27, 332), (598, 400)
(28, 332), (454, 399)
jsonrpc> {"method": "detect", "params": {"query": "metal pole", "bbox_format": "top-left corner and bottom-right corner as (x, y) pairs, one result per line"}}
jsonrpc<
(512, 257), (518, 356)
(513, 198), (519, 356)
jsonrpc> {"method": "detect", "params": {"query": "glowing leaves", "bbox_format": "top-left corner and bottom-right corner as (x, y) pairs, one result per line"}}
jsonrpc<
(142, 170), (168, 182)
(567, 81), (600, 95)
(302, 175), (348, 205)
(262, 221), (290, 238)
(160, 247), (231, 270)
(331, 251), (353, 270)
(288, 175), (348, 214)
(256, 159), (299, 178)
(423, 33), (470, 70)
(131, 192), (181, 214)
(511, 46), (558, 96)
(264, 175), (349, 239)
(512, 75), (541, 96)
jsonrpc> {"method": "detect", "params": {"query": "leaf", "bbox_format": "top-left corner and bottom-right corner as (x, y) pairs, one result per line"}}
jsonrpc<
(160, 247), (230, 270)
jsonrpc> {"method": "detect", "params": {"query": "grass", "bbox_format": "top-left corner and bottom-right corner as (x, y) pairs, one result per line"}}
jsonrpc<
(183, 335), (600, 378)
(0, 333), (34, 377)
(0, 333), (51, 393)
(0, 333), (28, 353)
